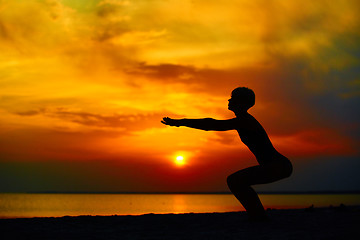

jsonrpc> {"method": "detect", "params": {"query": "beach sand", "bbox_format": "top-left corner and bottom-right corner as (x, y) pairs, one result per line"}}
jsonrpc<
(1, 205), (359, 240)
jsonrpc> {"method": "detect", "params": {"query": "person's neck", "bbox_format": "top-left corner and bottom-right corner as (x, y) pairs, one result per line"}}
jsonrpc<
(234, 109), (248, 117)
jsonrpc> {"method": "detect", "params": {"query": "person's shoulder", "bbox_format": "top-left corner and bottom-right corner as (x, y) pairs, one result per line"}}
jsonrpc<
(234, 114), (258, 127)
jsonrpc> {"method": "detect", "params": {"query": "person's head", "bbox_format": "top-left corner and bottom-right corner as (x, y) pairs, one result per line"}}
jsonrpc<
(228, 87), (255, 112)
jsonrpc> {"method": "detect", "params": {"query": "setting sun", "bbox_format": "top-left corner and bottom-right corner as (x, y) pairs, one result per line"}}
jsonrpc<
(175, 156), (185, 167)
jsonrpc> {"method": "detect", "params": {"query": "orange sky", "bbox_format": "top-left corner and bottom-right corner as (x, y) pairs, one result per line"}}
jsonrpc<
(0, 0), (359, 192)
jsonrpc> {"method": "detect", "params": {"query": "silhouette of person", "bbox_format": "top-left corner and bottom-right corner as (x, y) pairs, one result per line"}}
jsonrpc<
(161, 87), (292, 221)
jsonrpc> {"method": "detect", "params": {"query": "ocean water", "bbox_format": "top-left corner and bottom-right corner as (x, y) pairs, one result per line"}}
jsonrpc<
(0, 193), (359, 218)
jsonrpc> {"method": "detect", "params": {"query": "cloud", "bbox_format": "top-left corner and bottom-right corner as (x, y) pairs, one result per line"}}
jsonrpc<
(51, 110), (166, 132)
(126, 63), (197, 82)
(15, 109), (44, 116)
(0, 126), (124, 162)
(12, 107), (169, 134)
(93, 0), (131, 42)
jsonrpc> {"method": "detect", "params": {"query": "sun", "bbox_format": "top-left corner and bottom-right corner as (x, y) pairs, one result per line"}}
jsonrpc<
(175, 155), (185, 167)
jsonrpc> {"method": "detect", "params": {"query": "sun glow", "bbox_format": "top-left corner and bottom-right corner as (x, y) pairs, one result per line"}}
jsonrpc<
(175, 155), (185, 167)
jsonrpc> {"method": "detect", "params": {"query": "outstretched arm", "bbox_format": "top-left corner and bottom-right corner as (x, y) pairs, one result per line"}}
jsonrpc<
(161, 117), (237, 131)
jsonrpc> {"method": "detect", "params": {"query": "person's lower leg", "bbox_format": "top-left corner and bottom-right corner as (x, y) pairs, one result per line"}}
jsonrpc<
(229, 185), (267, 220)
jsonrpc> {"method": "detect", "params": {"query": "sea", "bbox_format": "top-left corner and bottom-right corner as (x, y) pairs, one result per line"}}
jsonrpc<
(1, 193), (359, 218)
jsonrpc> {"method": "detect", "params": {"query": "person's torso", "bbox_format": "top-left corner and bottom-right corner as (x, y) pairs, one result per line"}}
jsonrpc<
(235, 114), (282, 164)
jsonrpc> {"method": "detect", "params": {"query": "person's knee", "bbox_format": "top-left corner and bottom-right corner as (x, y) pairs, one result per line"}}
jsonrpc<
(284, 165), (293, 178)
(227, 173), (246, 189)
(282, 162), (293, 179)
(272, 161), (293, 181)
(226, 174), (233, 187)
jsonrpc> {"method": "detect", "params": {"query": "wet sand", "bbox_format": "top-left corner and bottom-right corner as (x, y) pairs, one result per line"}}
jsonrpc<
(1, 205), (359, 240)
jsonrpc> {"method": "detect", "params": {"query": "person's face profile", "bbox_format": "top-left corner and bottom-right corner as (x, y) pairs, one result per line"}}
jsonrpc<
(228, 96), (237, 111)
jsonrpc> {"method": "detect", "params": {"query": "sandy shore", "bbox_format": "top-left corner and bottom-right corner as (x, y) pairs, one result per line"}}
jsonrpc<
(1, 205), (359, 240)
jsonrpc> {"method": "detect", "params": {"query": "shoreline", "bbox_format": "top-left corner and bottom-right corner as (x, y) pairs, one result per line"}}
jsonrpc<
(1, 205), (359, 240)
(0, 204), (358, 220)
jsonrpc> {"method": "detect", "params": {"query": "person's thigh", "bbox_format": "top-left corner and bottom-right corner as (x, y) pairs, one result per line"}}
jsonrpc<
(228, 165), (280, 186)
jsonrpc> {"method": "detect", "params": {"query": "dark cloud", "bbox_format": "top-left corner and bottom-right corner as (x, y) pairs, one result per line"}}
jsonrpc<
(0, 20), (10, 41)
(93, 1), (130, 42)
(11, 107), (171, 134)
(51, 110), (165, 132)
(15, 110), (44, 116)
(94, 23), (129, 42)
(97, 3), (120, 18)
(126, 63), (197, 81)
(126, 62), (251, 95)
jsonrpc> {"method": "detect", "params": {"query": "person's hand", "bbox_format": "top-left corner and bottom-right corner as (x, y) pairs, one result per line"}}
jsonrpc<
(161, 117), (180, 127)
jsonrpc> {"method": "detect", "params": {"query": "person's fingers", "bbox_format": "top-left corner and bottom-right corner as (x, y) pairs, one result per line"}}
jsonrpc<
(162, 117), (175, 126)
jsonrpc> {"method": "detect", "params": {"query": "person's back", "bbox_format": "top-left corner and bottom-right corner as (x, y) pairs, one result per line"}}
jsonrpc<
(234, 112), (283, 165)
